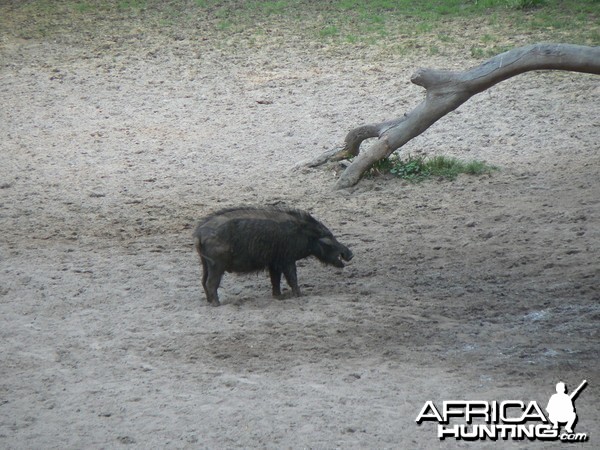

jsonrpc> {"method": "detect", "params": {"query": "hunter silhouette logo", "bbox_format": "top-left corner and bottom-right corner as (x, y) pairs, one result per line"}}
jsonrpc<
(416, 380), (589, 442)
(546, 380), (586, 434)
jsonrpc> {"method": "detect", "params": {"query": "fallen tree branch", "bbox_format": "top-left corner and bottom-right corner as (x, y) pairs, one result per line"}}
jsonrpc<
(304, 43), (600, 189)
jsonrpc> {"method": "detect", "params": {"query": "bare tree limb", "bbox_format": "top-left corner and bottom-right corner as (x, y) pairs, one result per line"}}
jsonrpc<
(303, 43), (600, 189)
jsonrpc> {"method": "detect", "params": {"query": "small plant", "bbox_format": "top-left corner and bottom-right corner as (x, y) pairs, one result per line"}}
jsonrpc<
(369, 154), (498, 182)
(261, 1), (289, 15)
(74, 2), (93, 13)
(217, 19), (233, 30)
(369, 154), (429, 180)
(428, 45), (441, 55)
(426, 155), (498, 179)
(319, 25), (340, 38)
(503, 0), (546, 10)
(118, 0), (147, 11)
(389, 154), (430, 180)
(470, 46), (486, 59)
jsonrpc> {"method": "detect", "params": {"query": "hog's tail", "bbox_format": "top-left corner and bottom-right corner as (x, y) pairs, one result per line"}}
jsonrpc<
(194, 236), (215, 264)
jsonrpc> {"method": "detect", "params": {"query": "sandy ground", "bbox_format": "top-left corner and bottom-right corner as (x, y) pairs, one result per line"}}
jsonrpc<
(1, 10), (599, 449)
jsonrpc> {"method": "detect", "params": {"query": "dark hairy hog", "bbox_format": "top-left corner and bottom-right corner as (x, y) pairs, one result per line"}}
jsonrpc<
(193, 206), (353, 306)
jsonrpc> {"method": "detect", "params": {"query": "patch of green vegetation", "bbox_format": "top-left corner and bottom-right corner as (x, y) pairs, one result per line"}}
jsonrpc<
(345, 33), (359, 44)
(319, 25), (340, 38)
(261, 1), (291, 16)
(502, 0), (547, 9)
(428, 45), (441, 56)
(369, 154), (499, 182)
(73, 2), (94, 13)
(471, 44), (515, 59)
(217, 19), (233, 31)
(3, 0), (598, 49)
(117, 0), (147, 11)
(165, 0), (597, 48)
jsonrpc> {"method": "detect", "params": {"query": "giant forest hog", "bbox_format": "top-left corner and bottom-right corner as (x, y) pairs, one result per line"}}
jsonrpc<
(193, 206), (353, 306)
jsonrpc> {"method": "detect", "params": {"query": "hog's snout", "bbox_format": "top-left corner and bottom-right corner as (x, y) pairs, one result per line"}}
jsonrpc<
(332, 245), (353, 268)
(342, 248), (353, 261)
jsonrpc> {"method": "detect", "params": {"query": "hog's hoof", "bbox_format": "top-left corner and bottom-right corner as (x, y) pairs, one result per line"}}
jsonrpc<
(273, 291), (302, 300)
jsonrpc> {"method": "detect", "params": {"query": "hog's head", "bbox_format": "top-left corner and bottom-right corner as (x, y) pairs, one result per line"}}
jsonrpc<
(313, 236), (353, 268)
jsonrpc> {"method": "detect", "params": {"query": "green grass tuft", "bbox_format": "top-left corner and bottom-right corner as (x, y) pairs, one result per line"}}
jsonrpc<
(369, 154), (499, 182)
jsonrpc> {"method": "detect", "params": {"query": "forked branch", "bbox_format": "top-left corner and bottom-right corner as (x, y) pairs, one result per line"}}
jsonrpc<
(303, 43), (600, 189)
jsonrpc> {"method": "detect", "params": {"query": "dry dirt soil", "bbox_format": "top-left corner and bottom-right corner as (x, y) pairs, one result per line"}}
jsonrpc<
(1, 7), (599, 449)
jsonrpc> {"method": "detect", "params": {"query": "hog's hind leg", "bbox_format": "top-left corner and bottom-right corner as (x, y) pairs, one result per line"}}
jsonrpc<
(200, 257), (209, 292)
(204, 260), (224, 306)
